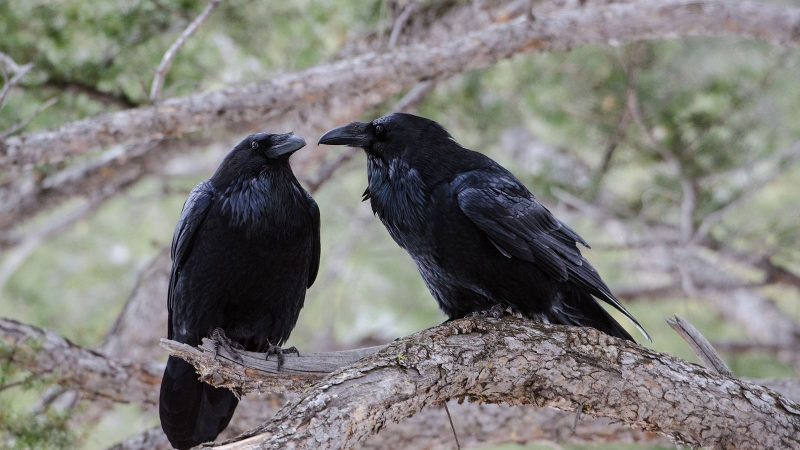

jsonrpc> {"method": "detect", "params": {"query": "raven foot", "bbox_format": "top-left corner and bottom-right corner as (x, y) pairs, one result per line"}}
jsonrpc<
(468, 304), (510, 319)
(265, 344), (299, 370)
(210, 328), (244, 363)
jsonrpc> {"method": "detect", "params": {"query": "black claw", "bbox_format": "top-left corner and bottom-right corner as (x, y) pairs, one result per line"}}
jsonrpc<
(210, 328), (243, 363)
(265, 344), (300, 370)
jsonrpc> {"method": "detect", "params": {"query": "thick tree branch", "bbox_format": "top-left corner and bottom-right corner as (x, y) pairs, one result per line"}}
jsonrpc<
(3, 0), (800, 171)
(110, 403), (673, 450)
(161, 317), (800, 450)
(0, 317), (161, 405)
(4, 312), (798, 449)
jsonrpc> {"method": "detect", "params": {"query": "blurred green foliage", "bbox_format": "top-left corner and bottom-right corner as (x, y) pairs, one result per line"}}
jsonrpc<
(1, 0), (799, 449)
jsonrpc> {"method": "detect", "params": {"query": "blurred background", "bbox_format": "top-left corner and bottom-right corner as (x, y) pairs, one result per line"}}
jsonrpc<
(1, 0), (799, 449)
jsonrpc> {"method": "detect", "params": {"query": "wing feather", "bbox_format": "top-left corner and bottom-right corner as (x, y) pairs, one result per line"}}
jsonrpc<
(167, 182), (214, 340)
(455, 167), (650, 340)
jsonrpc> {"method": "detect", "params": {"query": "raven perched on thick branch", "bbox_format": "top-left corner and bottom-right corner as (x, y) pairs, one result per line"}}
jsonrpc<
(320, 113), (648, 342)
(159, 133), (320, 449)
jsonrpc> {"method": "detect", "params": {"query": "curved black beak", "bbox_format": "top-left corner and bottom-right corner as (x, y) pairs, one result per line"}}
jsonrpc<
(318, 122), (370, 147)
(267, 133), (306, 158)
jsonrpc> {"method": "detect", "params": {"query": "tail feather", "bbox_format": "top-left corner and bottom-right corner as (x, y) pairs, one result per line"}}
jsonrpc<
(548, 290), (637, 342)
(159, 356), (239, 449)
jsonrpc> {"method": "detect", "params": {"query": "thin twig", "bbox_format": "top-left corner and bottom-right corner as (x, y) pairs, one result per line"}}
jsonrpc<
(666, 315), (732, 376)
(0, 51), (33, 111)
(443, 402), (461, 450)
(388, 1), (418, 48)
(0, 97), (58, 139)
(149, 0), (223, 102)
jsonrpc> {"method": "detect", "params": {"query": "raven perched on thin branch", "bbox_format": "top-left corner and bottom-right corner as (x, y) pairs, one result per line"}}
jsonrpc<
(159, 133), (320, 449)
(320, 113), (648, 342)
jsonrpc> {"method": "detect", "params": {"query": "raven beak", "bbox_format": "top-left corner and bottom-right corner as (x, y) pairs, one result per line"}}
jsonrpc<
(318, 122), (370, 147)
(267, 133), (306, 158)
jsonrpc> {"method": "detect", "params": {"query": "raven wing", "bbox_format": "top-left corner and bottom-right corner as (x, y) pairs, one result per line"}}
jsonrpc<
(168, 181), (214, 340)
(307, 197), (321, 288)
(454, 167), (649, 340)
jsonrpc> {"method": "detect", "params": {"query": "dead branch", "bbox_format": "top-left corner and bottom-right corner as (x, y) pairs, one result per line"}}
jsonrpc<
(160, 317), (800, 450)
(666, 315), (732, 376)
(0, 51), (32, 111)
(3, 1), (800, 171)
(0, 317), (162, 405)
(149, 0), (224, 102)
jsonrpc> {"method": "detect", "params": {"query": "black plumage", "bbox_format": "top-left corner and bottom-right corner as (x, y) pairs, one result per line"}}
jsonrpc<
(319, 113), (648, 342)
(159, 132), (320, 449)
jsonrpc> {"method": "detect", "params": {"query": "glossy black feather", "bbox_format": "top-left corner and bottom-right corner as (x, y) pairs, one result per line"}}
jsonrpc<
(159, 133), (319, 449)
(320, 113), (648, 342)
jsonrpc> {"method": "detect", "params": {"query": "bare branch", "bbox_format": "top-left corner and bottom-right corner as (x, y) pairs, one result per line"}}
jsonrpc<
(388, 1), (418, 49)
(0, 318), (162, 405)
(149, 0), (224, 102)
(0, 52), (33, 111)
(667, 315), (732, 376)
(0, 97), (57, 139)
(4, 1), (800, 171)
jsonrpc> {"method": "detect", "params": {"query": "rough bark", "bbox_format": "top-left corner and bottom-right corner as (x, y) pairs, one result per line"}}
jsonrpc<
(110, 404), (672, 450)
(0, 317), (161, 405)
(3, 313), (796, 450)
(3, 0), (799, 172)
(159, 317), (800, 450)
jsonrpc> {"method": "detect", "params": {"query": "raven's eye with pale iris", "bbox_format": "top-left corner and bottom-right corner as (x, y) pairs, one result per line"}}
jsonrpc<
(251, 141), (259, 150)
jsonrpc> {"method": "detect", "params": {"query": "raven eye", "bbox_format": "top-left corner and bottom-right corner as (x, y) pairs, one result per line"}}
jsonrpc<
(374, 124), (385, 135)
(251, 141), (259, 150)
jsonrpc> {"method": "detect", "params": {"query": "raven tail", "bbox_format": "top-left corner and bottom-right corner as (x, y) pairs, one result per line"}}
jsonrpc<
(548, 289), (637, 342)
(159, 356), (239, 449)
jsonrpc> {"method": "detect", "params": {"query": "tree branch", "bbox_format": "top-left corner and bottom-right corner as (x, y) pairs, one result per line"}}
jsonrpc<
(160, 317), (800, 450)
(3, 0), (800, 171)
(0, 317), (161, 405)
(149, 0), (224, 102)
(4, 312), (798, 449)
(0, 51), (33, 112)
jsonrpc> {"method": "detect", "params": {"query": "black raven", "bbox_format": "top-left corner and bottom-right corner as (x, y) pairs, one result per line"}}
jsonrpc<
(319, 113), (648, 341)
(159, 132), (320, 449)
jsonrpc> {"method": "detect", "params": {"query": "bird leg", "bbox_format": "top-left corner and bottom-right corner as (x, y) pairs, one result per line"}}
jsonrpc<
(265, 344), (299, 370)
(210, 328), (244, 363)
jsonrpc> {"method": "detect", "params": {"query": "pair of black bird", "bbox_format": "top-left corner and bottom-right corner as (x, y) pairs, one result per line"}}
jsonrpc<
(159, 113), (649, 449)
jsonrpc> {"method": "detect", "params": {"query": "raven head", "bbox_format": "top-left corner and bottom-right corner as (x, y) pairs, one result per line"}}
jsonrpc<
(211, 132), (305, 187)
(318, 113), (453, 162)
